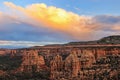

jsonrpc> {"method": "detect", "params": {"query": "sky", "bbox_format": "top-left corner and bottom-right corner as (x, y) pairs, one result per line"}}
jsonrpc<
(0, 0), (120, 48)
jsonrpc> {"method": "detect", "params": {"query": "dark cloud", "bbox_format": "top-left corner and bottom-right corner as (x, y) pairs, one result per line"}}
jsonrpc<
(91, 15), (120, 32)
(93, 15), (120, 24)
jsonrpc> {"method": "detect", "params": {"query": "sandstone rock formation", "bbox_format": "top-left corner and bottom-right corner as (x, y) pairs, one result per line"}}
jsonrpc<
(50, 55), (63, 79)
(50, 49), (81, 79)
(0, 70), (6, 76)
(64, 50), (80, 77)
(80, 50), (96, 68)
(0, 49), (11, 56)
(0, 35), (119, 80)
(20, 50), (46, 72)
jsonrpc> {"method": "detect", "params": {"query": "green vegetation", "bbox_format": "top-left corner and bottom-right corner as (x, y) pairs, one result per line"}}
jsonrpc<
(0, 56), (50, 80)
(0, 56), (22, 71)
(0, 70), (50, 80)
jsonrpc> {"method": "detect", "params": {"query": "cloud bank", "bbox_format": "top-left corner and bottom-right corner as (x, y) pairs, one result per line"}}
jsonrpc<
(0, 40), (64, 48)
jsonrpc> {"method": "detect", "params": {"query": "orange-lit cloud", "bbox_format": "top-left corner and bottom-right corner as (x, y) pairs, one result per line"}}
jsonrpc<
(2, 2), (120, 40)
(0, 12), (2, 15)
(4, 2), (99, 40)
(112, 24), (120, 31)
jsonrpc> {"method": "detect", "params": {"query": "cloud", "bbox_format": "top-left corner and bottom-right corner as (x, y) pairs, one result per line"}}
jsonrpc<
(3, 2), (98, 40)
(0, 40), (58, 46)
(93, 15), (120, 24)
(0, 40), (64, 48)
(1, 1), (120, 42)
(92, 15), (120, 31)
(112, 24), (120, 31)
(0, 12), (70, 44)
(74, 7), (81, 11)
(0, 12), (2, 15)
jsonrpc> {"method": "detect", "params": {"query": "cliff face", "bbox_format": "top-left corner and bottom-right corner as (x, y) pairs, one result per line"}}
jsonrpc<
(49, 49), (119, 80)
(0, 35), (119, 80)
(50, 55), (63, 79)
(0, 49), (11, 56)
(50, 49), (97, 79)
(64, 50), (80, 77)
(1, 47), (119, 80)
(19, 50), (46, 72)
(0, 70), (6, 76)
(80, 50), (96, 68)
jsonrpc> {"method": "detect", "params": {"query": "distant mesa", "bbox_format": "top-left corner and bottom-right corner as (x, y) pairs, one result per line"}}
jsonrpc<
(67, 35), (120, 45)
(29, 35), (120, 49)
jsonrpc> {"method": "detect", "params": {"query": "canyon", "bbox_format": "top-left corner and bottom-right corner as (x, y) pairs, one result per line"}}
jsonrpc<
(0, 35), (120, 80)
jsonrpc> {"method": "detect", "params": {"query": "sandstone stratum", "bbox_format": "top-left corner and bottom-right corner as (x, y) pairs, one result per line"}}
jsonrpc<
(0, 35), (120, 80)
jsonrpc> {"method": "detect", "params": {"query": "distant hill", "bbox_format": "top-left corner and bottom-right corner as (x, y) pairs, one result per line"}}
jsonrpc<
(66, 35), (120, 45)
(29, 35), (120, 49)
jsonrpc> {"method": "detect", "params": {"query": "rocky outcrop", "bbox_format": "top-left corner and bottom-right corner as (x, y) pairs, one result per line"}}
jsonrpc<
(0, 50), (6, 56)
(49, 49), (100, 80)
(0, 35), (119, 80)
(0, 70), (6, 76)
(80, 50), (96, 68)
(50, 55), (63, 79)
(50, 49), (81, 79)
(0, 49), (11, 56)
(64, 50), (80, 77)
(19, 50), (46, 72)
